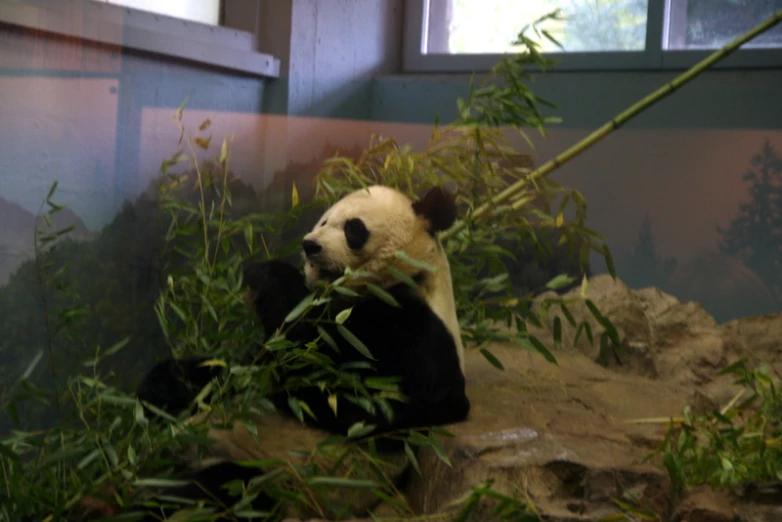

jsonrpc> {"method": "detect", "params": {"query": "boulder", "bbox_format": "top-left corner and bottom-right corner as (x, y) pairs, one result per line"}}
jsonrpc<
(404, 344), (682, 521)
(529, 275), (771, 402)
(208, 276), (782, 522)
(183, 410), (409, 520)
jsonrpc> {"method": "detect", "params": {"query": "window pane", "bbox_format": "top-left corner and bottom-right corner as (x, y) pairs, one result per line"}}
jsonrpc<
(665, 0), (782, 50)
(425, 0), (649, 54)
(91, 0), (221, 26)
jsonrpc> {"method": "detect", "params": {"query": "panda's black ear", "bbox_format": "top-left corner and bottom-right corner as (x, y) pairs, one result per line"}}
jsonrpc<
(412, 186), (457, 234)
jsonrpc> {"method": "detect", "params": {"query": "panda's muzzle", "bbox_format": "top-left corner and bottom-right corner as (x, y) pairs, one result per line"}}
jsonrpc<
(302, 239), (322, 258)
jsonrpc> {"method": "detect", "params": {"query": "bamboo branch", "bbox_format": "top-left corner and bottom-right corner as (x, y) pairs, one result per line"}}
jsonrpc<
(441, 10), (782, 241)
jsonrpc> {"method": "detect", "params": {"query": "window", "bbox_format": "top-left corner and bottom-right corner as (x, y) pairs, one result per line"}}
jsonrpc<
(404, 0), (782, 72)
(91, 0), (221, 26)
(664, 0), (782, 50)
(425, 0), (649, 54)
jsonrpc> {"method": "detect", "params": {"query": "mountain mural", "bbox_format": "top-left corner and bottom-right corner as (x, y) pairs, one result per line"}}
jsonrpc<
(0, 196), (94, 285)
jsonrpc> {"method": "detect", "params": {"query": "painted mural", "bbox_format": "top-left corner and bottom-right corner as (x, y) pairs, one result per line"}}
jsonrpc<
(0, 19), (780, 435)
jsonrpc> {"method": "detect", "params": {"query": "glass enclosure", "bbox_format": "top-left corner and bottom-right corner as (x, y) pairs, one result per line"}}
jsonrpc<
(0, 2), (780, 519)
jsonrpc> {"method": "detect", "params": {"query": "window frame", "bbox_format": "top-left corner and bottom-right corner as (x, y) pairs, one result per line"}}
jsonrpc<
(402, 0), (782, 73)
(0, 0), (280, 78)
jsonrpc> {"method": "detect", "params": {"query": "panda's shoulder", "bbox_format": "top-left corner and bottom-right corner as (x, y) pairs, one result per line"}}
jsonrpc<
(350, 284), (443, 328)
(342, 285), (456, 363)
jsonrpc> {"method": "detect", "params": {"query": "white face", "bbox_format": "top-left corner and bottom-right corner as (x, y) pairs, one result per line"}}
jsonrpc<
(300, 186), (435, 288)
(299, 185), (465, 371)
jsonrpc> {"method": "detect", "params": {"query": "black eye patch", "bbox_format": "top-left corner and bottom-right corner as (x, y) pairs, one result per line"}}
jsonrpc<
(344, 218), (369, 250)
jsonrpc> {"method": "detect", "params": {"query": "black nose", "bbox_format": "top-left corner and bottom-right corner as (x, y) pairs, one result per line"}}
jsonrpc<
(302, 239), (322, 257)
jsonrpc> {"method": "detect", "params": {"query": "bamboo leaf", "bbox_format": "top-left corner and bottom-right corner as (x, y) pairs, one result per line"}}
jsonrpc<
(20, 351), (44, 380)
(133, 478), (191, 488)
(560, 303), (577, 326)
(405, 442), (421, 475)
(479, 348), (504, 370)
(337, 325), (375, 360)
(603, 244), (617, 278)
(553, 316), (562, 348)
(334, 286), (360, 297)
(395, 250), (436, 272)
(194, 135), (212, 150)
(428, 433), (452, 467)
(219, 137), (228, 164)
(317, 326), (340, 353)
(387, 266), (418, 288)
(291, 182), (299, 208)
(199, 359), (228, 368)
(527, 335), (558, 365)
(288, 397), (304, 422)
(76, 448), (101, 470)
(284, 293), (315, 323)
(103, 337), (131, 357)
(46, 180), (59, 200)
(127, 446), (138, 465)
(347, 421), (376, 438)
(306, 477), (377, 489)
(367, 283), (401, 308)
(134, 400), (147, 426)
(545, 274), (575, 290)
(335, 307), (352, 325)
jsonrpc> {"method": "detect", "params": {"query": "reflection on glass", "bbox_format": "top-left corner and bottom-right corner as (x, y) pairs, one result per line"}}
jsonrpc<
(426, 0), (649, 54)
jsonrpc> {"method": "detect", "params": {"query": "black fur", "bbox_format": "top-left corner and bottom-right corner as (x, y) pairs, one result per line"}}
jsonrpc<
(241, 260), (470, 438)
(135, 356), (223, 415)
(344, 217), (369, 250)
(130, 258), (469, 519)
(412, 186), (457, 235)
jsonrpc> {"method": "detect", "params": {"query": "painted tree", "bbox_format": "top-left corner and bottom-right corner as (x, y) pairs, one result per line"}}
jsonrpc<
(622, 213), (677, 290)
(717, 140), (782, 301)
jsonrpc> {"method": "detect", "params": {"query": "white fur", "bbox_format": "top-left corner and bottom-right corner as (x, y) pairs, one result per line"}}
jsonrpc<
(302, 186), (465, 373)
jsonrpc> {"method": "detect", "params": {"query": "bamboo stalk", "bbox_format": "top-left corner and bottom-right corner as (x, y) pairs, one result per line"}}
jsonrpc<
(441, 10), (782, 241)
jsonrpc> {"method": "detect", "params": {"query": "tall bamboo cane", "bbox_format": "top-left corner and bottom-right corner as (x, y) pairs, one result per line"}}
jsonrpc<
(441, 10), (782, 242)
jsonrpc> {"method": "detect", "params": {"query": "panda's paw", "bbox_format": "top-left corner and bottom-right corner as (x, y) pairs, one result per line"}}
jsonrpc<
(243, 259), (304, 293)
(136, 356), (222, 417)
(242, 259), (312, 334)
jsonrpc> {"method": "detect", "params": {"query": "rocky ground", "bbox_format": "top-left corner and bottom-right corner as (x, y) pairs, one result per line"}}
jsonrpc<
(269, 275), (781, 522)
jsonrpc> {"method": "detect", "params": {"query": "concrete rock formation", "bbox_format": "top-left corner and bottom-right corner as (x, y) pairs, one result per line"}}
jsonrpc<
(256, 276), (782, 521)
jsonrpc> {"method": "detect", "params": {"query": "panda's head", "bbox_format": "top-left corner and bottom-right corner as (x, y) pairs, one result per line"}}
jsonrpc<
(301, 185), (457, 289)
(302, 185), (465, 371)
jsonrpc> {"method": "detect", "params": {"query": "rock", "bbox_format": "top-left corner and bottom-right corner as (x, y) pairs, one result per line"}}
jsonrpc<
(533, 275), (653, 361)
(736, 500), (782, 522)
(530, 275), (758, 395)
(397, 276), (780, 522)
(722, 313), (782, 377)
(672, 485), (736, 522)
(182, 410), (409, 520)
(184, 277), (782, 522)
(404, 344), (684, 521)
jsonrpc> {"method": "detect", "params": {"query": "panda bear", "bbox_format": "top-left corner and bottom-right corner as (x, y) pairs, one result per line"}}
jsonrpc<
(114, 185), (470, 520)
